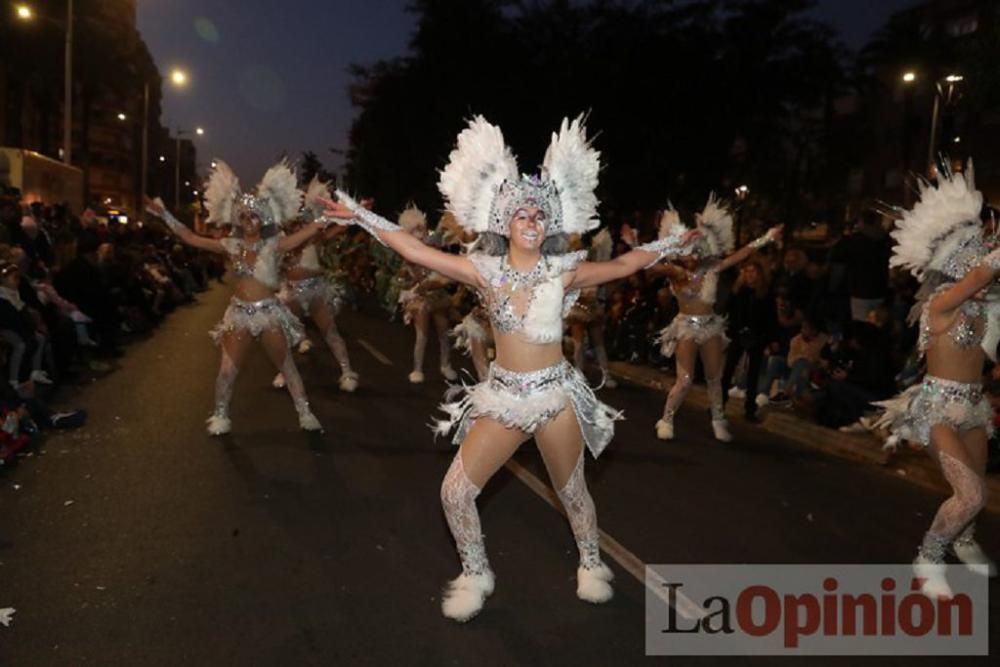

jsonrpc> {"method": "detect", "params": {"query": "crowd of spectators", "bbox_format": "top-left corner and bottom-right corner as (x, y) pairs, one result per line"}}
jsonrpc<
(0, 188), (223, 464)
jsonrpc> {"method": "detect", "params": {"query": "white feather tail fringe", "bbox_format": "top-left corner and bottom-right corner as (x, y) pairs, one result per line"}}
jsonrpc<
(696, 193), (735, 255)
(257, 160), (302, 224)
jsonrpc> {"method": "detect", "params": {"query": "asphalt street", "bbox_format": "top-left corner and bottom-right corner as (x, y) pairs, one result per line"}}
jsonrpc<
(0, 283), (997, 666)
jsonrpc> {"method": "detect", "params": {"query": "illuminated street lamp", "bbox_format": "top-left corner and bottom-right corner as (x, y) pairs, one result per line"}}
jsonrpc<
(945, 74), (964, 83)
(15, 4), (32, 19)
(170, 68), (189, 87)
(902, 71), (916, 83)
(117, 112), (126, 121)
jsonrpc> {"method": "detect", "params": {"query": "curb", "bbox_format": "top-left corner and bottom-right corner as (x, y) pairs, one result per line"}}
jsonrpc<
(608, 361), (1000, 514)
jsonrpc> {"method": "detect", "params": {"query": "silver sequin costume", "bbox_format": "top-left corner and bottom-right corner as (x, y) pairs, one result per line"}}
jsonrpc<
(210, 296), (305, 347)
(874, 375), (993, 447)
(656, 313), (729, 358)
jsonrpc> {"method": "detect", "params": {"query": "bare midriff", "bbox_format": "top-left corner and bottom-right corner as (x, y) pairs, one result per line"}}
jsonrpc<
(231, 276), (276, 302)
(492, 332), (564, 373)
(674, 293), (714, 316)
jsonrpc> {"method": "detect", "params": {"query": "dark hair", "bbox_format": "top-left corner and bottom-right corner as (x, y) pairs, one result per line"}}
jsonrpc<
(471, 231), (570, 256)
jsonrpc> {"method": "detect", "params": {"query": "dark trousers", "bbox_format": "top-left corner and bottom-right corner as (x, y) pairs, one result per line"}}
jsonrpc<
(722, 340), (765, 418)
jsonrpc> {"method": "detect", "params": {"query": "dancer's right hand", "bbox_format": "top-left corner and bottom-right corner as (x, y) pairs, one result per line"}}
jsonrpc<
(318, 197), (356, 222)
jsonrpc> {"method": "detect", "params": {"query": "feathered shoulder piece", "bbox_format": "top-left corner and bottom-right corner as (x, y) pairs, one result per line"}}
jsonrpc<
(695, 194), (735, 256)
(254, 160), (302, 226)
(542, 114), (601, 236)
(658, 205), (686, 240)
(398, 203), (427, 233)
(438, 116), (519, 235)
(590, 229), (613, 262)
(889, 160), (984, 281)
(203, 160), (241, 225)
(302, 176), (332, 220)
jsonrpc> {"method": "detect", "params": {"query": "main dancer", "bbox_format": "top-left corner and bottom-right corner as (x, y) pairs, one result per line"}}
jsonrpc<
(322, 115), (696, 621)
(651, 199), (781, 442)
(874, 161), (998, 598)
(273, 177), (359, 393)
(145, 160), (330, 434)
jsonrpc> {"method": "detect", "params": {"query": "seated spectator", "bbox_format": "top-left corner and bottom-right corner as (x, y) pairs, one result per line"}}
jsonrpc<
(0, 262), (54, 391)
(773, 317), (828, 403)
(757, 289), (802, 406)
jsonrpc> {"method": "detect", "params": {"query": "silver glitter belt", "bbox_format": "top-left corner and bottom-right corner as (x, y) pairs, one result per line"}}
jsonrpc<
(487, 361), (573, 395)
(920, 375), (983, 402)
(287, 276), (324, 291)
(677, 313), (723, 326)
(230, 296), (281, 316)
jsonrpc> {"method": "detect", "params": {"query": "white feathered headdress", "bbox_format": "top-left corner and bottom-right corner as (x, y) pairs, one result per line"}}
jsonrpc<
(657, 205), (686, 240)
(438, 114), (601, 238)
(203, 159), (302, 228)
(695, 194), (735, 257)
(302, 175), (332, 221)
(398, 203), (428, 234)
(889, 160), (985, 282)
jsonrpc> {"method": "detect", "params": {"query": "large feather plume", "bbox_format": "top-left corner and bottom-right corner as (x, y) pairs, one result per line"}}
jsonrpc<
(302, 175), (331, 219)
(256, 160), (302, 224)
(889, 161), (983, 279)
(658, 205), (686, 240)
(695, 194), (735, 255)
(543, 115), (601, 235)
(438, 116), (519, 233)
(203, 160), (241, 225)
(398, 203), (427, 233)
(590, 229), (613, 262)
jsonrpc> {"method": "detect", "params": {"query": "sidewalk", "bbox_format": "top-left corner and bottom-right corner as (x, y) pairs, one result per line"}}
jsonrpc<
(609, 361), (1000, 514)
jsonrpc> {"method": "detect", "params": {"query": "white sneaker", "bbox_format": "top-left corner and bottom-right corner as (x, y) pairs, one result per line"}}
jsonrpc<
(441, 365), (458, 381)
(655, 418), (674, 440)
(30, 370), (54, 385)
(953, 539), (998, 577)
(755, 393), (769, 408)
(441, 571), (495, 622)
(728, 386), (746, 399)
(408, 370), (425, 384)
(206, 414), (231, 436)
(913, 555), (953, 600)
(297, 339), (313, 354)
(299, 410), (322, 432)
(711, 419), (733, 442)
(272, 373), (286, 389)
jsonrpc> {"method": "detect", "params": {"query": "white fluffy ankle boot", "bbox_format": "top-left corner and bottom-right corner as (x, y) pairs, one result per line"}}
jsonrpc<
(913, 554), (953, 600)
(577, 562), (614, 604)
(441, 571), (495, 622)
(953, 539), (997, 577)
(655, 418), (674, 440)
(711, 418), (733, 442)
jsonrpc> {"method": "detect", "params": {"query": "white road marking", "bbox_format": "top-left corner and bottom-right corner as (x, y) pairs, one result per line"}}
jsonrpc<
(358, 339), (393, 366)
(505, 459), (705, 619)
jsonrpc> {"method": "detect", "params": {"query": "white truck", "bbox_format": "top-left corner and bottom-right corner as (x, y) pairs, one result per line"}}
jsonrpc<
(0, 147), (84, 212)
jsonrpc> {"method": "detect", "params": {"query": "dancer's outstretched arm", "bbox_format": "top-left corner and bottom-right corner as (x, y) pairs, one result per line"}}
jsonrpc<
(278, 222), (328, 253)
(144, 196), (225, 254)
(321, 194), (478, 286)
(568, 224), (699, 290)
(929, 248), (1000, 315)
(715, 225), (783, 272)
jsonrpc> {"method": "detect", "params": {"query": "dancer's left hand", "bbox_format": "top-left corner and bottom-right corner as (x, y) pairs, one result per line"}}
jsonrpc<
(319, 197), (356, 222)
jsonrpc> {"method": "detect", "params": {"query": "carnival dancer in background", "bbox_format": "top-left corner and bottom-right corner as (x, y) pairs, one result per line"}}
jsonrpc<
(145, 160), (331, 434)
(651, 199), (781, 442)
(874, 161), (999, 598)
(322, 115), (697, 622)
(395, 205), (458, 384)
(272, 177), (359, 393)
(566, 229), (616, 388)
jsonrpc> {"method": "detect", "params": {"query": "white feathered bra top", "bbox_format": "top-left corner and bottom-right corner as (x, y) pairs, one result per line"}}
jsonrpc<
(469, 250), (587, 345)
(220, 236), (283, 290)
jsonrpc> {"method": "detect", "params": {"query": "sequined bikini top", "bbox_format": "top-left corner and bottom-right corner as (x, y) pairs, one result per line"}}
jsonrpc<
(470, 250), (586, 344)
(295, 244), (322, 272)
(918, 285), (986, 355)
(220, 236), (282, 289)
(670, 264), (720, 305)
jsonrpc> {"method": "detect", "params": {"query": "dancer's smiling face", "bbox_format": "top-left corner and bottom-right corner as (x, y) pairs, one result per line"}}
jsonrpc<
(238, 209), (262, 237)
(509, 206), (546, 253)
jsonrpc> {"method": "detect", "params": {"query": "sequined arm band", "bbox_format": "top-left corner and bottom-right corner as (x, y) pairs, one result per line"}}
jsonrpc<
(635, 233), (692, 268)
(749, 229), (779, 249)
(334, 190), (402, 246)
(145, 198), (184, 234)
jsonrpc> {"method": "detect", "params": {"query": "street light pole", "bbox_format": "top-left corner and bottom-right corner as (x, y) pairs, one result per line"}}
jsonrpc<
(927, 82), (942, 173)
(63, 0), (73, 164)
(140, 81), (149, 210)
(175, 131), (182, 211)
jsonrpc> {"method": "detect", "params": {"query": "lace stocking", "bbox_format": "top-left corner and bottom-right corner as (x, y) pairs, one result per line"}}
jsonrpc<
(440, 452), (490, 576)
(213, 350), (239, 418)
(920, 449), (987, 561)
(706, 372), (726, 421)
(663, 371), (693, 420)
(556, 451), (602, 570)
(323, 320), (354, 375)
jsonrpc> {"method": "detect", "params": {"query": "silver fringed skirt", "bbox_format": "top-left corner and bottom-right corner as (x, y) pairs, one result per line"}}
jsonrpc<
(279, 276), (345, 314)
(873, 375), (993, 447)
(432, 360), (622, 458)
(210, 296), (305, 347)
(656, 313), (729, 357)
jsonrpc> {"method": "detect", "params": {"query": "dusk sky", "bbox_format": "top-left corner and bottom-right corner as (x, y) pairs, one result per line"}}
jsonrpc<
(138, 0), (919, 182)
